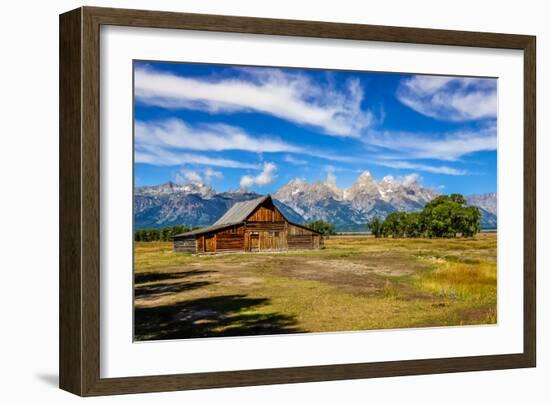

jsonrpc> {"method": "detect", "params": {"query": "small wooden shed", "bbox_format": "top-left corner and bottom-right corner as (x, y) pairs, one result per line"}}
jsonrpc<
(173, 195), (322, 254)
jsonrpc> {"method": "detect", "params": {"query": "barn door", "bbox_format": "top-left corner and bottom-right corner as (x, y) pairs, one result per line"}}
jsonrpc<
(250, 233), (259, 252)
(205, 234), (215, 252)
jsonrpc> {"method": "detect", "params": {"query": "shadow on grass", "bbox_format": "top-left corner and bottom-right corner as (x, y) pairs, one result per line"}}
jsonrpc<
(134, 294), (300, 341)
(134, 280), (214, 300)
(135, 269), (217, 285)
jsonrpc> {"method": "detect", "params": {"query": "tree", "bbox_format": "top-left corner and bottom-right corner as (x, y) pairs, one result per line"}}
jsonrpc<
(381, 212), (409, 238)
(368, 217), (383, 238)
(455, 206), (481, 237)
(403, 212), (422, 237)
(306, 219), (336, 236)
(449, 193), (466, 205)
(374, 193), (481, 239)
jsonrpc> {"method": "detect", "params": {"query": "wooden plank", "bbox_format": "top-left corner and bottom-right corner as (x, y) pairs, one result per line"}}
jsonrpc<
(174, 238), (196, 253)
(246, 222), (285, 231)
(288, 235), (314, 249)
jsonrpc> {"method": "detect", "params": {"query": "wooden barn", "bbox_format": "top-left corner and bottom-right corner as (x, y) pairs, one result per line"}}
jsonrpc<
(173, 195), (322, 254)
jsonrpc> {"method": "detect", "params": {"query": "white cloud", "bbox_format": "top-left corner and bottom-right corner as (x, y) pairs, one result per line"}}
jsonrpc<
(402, 173), (421, 186)
(174, 167), (224, 184)
(136, 118), (361, 165)
(397, 75), (497, 121)
(135, 145), (258, 169)
(283, 155), (307, 165)
(324, 165), (337, 186)
(204, 168), (223, 181)
(135, 67), (373, 137)
(364, 125), (496, 161)
(136, 119), (301, 154)
(175, 169), (202, 184)
(240, 162), (277, 188)
(375, 160), (467, 176)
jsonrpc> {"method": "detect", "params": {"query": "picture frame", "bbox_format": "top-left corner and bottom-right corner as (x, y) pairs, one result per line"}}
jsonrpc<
(59, 6), (536, 396)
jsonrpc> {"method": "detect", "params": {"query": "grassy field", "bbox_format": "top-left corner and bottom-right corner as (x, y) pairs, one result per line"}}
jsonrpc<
(134, 233), (497, 341)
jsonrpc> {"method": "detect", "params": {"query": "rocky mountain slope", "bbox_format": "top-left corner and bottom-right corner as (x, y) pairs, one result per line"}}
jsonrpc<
(272, 172), (438, 230)
(134, 172), (497, 231)
(134, 183), (304, 229)
(466, 192), (497, 215)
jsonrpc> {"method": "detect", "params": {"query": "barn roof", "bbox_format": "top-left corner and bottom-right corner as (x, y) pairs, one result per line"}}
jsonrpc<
(172, 223), (238, 238)
(172, 194), (322, 239)
(214, 195), (270, 226)
(173, 195), (269, 239)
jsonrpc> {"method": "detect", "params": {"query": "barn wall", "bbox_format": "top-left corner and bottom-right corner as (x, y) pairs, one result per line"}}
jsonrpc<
(287, 223), (322, 250)
(197, 235), (205, 253)
(173, 237), (196, 253)
(288, 234), (314, 249)
(205, 234), (216, 252)
(288, 223), (316, 235)
(215, 225), (245, 252)
(244, 218), (288, 251)
(246, 221), (285, 232)
(244, 229), (287, 251)
(248, 204), (284, 222)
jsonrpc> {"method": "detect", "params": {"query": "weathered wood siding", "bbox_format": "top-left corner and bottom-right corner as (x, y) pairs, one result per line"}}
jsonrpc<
(287, 223), (322, 250)
(288, 223), (314, 235)
(205, 234), (216, 252)
(242, 202), (289, 252)
(197, 235), (205, 253)
(215, 225), (245, 252)
(248, 204), (284, 222)
(246, 222), (285, 232)
(243, 230), (288, 252)
(173, 237), (196, 253)
(313, 234), (321, 249)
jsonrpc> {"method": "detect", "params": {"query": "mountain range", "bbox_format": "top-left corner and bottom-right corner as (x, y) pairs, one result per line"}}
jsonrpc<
(134, 172), (497, 231)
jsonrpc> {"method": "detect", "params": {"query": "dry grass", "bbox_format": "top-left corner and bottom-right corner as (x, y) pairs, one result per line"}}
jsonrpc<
(134, 233), (497, 340)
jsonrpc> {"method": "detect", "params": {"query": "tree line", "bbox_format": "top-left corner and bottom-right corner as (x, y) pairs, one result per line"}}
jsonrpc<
(134, 224), (197, 242)
(368, 194), (481, 238)
(305, 219), (336, 236)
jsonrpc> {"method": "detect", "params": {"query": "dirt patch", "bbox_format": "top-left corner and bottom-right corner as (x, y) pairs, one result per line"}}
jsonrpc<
(234, 276), (265, 286)
(262, 258), (380, 295)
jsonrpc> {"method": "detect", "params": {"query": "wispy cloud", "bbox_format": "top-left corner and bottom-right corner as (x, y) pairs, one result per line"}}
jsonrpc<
(136, 118), (362, 165)
(364, 124), (496, 162)
(283, 155), (308, 165)
(204, 168), (223, 181)
(324, 165), (337, 186)
(401, 173), (421, 186)
(240, 162), (277, 188)
(175, 169), (202, 184)
(174, 167), (224, 184)
(135, 145), (258, 169)
(397, 75), (497, 121)
(374, 160), (467, 176)
(136, 119), (301, 154)
(135, 67), (373, 137)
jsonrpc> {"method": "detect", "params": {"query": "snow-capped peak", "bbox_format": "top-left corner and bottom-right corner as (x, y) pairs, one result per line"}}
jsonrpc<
(135, 181), (215, 198)
(357, 170), (372, 179)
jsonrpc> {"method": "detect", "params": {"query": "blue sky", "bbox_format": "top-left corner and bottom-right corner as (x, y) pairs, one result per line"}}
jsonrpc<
(134, 61), (497, 195)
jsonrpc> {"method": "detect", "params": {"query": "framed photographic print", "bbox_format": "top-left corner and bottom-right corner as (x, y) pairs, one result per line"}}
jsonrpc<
(59, 6), (536, 396)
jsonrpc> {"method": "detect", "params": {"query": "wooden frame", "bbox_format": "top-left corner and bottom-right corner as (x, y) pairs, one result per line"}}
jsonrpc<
(59, 6), (536, 396)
